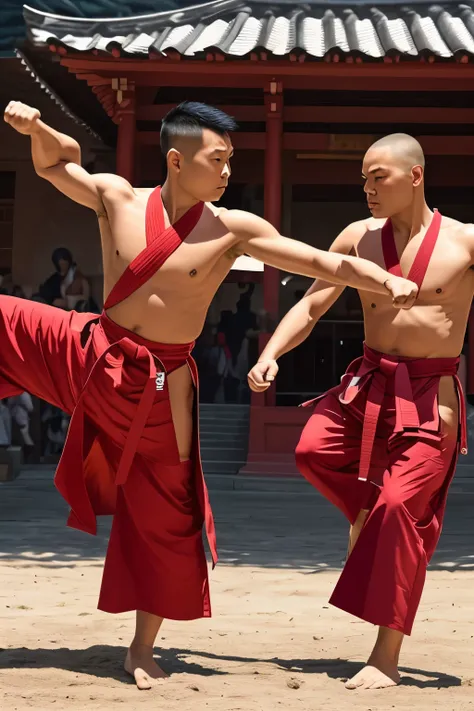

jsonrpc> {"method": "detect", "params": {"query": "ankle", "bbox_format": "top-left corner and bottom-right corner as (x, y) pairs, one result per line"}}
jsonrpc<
(129, 641), (155, 654)
(368, 648), (400, 667)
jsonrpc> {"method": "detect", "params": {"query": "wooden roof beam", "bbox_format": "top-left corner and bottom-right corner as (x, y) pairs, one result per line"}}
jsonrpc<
(137, 131), (474, 155)
(137, 104), (474, 125)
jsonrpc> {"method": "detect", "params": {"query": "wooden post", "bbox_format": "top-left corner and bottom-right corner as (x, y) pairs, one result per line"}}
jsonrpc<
(114, 78), (136, 183)
(468, 306), (474, 394)
(259, 81), (283, 407)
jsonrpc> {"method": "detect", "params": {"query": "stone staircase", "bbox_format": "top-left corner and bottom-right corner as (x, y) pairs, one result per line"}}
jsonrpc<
(199, 403), (250, 475)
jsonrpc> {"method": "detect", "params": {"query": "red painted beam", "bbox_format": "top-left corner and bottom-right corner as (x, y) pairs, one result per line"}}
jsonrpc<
(137, 131), (474, 155)
(62, 57), (474, 80)
(137, 104), (474, 125)
(64, 64), (474, 92)
(137, 131), (265, 149)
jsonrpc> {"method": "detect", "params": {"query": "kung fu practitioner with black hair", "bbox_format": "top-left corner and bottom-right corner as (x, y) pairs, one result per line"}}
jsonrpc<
(2, 100), (417, 689)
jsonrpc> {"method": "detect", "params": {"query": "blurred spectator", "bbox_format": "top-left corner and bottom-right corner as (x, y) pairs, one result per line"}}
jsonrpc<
(39, 247), (93, 310)
(11, 284), (25, 299)
(8, 393), (34, 449)
(0, 400), (11, 448)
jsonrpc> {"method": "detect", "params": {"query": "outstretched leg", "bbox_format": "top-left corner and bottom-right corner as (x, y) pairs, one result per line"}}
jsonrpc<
(0, 295), (87, 410)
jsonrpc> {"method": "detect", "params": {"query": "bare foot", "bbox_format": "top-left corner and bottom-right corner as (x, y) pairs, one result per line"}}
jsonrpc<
(124, 644), (168, 690)
(345, 662), (400, 690)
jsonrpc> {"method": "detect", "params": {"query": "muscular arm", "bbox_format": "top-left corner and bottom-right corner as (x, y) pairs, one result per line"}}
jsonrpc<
(260, 235), (350, 362)
(247, 230), (353, 391)
(4, 102), (133, 210)
(32, 122), (133, 211)
(225, 210), (396, 296)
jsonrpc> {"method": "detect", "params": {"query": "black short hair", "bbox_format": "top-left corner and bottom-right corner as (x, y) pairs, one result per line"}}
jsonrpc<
(52, 247), (73, 270)
(160, 101), (238, 155)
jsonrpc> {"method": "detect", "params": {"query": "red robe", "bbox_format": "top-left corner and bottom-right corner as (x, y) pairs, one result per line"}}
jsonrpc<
(0, 187), (216, 620)
(295, 210), (468, 635)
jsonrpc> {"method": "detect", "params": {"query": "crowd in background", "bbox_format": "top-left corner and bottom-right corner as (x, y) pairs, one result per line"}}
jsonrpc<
(0, 247), (98, 461)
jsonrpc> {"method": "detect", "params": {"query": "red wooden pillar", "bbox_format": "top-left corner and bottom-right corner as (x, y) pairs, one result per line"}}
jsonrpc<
(260, 81), (283, 407)
(115, 80), (136, 183)
(468, 305), (474, 393)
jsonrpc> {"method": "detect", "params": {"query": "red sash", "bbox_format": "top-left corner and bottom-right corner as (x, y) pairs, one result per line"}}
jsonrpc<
(104, 186), (204, 310)
(381, 209), (441, 289)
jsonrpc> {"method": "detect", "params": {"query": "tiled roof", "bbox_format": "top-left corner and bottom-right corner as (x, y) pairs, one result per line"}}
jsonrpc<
(1, 1), (191, 52)
(22, 0), (474, 62)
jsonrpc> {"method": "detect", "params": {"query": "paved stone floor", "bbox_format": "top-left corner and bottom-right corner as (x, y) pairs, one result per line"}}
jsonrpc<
(0, 468), (473, 710)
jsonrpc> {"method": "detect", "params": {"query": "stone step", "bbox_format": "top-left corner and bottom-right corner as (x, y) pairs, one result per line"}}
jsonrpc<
(199, 404), (249, 412)
(200, 446), (247, 462)
(202, 460), (246, 475)
(199, 425), (248, 437)
(199, 412), (249, 423)
(200, 433), (247, 446)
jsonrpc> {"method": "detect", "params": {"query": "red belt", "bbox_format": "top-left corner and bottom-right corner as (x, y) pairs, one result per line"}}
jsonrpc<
(302, 347), (467, 483)
(54, 334), (218, 566)
(339, 351), (467, 481)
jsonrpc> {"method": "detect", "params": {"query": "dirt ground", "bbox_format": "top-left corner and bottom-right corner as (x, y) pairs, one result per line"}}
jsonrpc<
(1, 469), (473, 711)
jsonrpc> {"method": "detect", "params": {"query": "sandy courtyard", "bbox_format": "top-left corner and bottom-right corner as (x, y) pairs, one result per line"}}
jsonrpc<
(1, 469), (473, 711)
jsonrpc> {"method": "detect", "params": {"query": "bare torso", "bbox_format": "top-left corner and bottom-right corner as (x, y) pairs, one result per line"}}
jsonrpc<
(353, 214), (474, 431)
(354, 214), (474, 359)
(98, 188), (242, 461)
(100, 188), (240, 344)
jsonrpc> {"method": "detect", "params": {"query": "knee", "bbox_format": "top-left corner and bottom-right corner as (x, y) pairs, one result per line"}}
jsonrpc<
(295, 425), (324, 466)
(378, 481), (406, 517)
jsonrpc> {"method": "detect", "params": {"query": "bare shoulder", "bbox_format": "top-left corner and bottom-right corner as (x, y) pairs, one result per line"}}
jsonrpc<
(216, 208), (274, 241)
(95, 173), (134, 200)
(440, 213), (473, 238)
(206, 202), (226, 217)
(449, 218), (474, 249)
(333, 217), (378, 252)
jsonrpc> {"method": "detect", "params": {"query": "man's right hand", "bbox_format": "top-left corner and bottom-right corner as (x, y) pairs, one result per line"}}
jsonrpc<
(384, 276), (418, 309)
(4, 101), (41, 135)
(248, 359), (279, 392)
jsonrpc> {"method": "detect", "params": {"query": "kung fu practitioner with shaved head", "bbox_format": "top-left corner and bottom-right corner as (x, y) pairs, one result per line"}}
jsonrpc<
(1, 102), (417, 690)
(249, 133), (474, 690)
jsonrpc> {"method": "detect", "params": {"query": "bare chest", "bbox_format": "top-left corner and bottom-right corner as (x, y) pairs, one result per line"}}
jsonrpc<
(101, 196), (237, 293)
(357, 231), (472, 302)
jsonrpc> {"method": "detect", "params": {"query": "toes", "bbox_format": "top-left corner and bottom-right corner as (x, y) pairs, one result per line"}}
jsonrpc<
(135, 671), (154, 690)
(345, 674), (365, 690)
(345, 668), (399, 691)
(367, 677), (397, 690)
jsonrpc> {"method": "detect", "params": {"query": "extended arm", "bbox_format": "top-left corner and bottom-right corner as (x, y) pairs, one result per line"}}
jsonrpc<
(4, 101), (133, 210)
(223, 210), (417, 304)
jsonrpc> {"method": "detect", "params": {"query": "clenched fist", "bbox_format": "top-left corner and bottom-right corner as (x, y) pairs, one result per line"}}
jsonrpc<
(385, 276), (418, 309)
(4, 101), (41, 135)
(247, 358), (279, 393)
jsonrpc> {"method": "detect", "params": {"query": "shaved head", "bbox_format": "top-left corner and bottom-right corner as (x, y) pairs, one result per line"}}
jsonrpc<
(366, 133), (425, 170)
(362, 133), (426, 218)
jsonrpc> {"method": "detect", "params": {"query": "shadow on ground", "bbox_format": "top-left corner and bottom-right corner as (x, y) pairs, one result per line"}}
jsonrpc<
(0, 645), (462, 689)
(0, 470), (473, 571)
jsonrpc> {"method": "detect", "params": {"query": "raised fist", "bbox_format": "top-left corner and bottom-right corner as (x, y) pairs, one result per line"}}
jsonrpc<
(4, 101), (41, 135)
(384, 276), (419, 310)
(247, 358), (279, 393)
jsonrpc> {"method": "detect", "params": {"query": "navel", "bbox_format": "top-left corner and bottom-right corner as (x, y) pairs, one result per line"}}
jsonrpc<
(116, 250), (120, 256)
(371, 303), (377, 309)
(189, 269), (197, 278)
(436, 288), (442, 294)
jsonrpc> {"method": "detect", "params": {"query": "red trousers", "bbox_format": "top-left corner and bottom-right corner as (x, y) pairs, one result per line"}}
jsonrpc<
(0, 295), (215, 620)
(295, 346), (465, 635)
